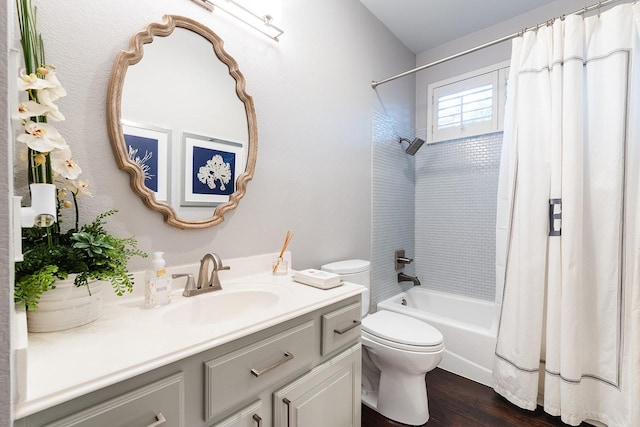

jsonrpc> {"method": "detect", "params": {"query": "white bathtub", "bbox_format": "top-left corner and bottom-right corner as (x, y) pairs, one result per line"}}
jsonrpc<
(377, 287), (499, 387)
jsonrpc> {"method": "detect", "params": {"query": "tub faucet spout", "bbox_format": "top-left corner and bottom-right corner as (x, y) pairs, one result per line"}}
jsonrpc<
(398, 272), (421, 286)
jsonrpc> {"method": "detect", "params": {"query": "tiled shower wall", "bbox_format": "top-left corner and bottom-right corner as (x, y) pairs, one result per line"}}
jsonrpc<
(371, 113), (502, 306)
(370, 111), (416, 312)
(414, 132), (503, 301)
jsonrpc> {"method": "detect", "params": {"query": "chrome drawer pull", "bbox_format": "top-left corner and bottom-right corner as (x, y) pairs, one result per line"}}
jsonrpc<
(283, 398), (292, 427)
(147, 413), (166, 427)
(253, 414), (263, 427)
(251, 352), (294, 377)
(334, 320), (361, 335)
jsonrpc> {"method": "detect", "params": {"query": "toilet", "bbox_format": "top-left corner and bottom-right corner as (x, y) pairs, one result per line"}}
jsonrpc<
(321, 259), (444, 426)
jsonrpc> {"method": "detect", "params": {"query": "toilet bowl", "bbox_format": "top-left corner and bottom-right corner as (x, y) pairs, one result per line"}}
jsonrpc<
(321, 260), (445, 426)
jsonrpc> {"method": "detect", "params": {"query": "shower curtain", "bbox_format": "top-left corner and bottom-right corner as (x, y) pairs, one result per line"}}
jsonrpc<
(493, 3), (640, 426)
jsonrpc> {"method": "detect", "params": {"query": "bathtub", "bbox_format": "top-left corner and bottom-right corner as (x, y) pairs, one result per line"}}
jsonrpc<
(377, 287), (499, 387)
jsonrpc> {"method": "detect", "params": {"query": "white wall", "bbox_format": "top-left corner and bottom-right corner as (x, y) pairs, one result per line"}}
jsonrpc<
(22, 0), (415, 273)
(1, 0), (12, 423)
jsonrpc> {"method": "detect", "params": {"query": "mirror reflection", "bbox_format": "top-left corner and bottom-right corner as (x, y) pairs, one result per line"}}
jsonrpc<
(108, 15), (257, 229)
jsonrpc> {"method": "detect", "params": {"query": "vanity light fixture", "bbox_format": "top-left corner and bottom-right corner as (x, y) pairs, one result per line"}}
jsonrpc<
(189, 0), (284, 41)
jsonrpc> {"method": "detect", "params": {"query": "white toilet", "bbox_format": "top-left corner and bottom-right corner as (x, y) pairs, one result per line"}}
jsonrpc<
(321, 259), (444, 426)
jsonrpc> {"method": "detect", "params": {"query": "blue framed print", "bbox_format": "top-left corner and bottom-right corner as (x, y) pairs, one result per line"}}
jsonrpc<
(181, 132), (243, 207)
(122, 122), (170, 202)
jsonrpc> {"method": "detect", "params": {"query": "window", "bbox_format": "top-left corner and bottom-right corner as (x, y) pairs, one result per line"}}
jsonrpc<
(428, 62), (509, 143)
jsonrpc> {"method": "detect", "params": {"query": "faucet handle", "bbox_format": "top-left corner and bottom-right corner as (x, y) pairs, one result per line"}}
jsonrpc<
(394, 249), (413, 270)
(172, 273), (196, 296)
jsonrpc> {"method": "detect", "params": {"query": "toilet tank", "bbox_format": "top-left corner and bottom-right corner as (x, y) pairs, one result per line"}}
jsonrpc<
(320, 259), (370, 286)
(321, 259), (370, 317)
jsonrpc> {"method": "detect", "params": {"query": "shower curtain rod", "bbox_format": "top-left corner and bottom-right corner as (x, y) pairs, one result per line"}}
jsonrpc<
(371, 0), (623, 88)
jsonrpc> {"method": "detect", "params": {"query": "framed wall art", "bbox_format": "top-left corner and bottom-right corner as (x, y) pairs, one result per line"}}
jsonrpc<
(122, 122), (171, 202)
(181, 132), (243, 207)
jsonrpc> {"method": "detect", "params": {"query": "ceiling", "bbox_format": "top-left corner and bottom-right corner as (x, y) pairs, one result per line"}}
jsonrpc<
(359, 0), (559, 54)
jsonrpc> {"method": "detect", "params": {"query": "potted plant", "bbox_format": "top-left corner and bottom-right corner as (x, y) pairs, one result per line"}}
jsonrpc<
(15, 209), (147, 310)
(14, 0), (146, 331)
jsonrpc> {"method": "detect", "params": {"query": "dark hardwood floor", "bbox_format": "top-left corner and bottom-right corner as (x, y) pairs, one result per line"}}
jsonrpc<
(361, 368), (588, 426)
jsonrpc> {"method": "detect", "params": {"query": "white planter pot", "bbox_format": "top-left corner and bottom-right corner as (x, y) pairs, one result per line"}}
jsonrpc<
(26, 276), (104, 333)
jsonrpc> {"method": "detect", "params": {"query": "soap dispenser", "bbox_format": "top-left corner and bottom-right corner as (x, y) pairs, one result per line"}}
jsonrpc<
(145, 252), (172, 308)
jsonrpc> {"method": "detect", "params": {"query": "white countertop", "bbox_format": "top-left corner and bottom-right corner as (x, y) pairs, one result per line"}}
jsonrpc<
(14, 254), (363, 419)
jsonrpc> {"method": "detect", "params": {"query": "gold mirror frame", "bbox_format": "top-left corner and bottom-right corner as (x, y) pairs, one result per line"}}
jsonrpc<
(107, 15), (257, 229)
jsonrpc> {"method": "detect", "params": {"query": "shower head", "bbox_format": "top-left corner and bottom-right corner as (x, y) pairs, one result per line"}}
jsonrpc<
(399, 137), (425, 156)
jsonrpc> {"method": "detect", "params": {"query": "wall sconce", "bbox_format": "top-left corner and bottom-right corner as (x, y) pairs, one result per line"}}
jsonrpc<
(20, 183), (57, 228)
(190, 0), (284, 41)
(14, 183), (57, 262)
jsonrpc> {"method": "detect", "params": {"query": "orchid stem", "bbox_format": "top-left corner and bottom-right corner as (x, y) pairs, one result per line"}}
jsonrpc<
(72, 191), (79, 231)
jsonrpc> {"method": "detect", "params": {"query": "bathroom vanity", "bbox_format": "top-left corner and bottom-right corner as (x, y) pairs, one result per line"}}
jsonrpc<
(13, 254), (363, 427)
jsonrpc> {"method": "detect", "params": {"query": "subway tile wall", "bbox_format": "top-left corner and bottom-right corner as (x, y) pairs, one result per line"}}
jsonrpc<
(370, 111), (416, 312)
(414, 132), (503, 301)
(371, 112), (502, 306)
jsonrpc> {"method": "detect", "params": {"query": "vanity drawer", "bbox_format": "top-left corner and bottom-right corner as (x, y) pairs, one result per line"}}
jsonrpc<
(44, 373), (184, 427)
(204, 320), (315, 421)
(321, 302), (361, 356)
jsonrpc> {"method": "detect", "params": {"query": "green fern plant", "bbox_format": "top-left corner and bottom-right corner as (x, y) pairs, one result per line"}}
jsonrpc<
(15, 210), (147, 310)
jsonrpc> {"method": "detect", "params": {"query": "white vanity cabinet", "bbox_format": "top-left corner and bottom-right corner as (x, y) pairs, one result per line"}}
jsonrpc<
(15, 295), (362, 427)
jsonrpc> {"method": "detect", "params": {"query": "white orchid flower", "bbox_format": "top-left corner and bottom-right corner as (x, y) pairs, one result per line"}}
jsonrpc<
(66, 179), (92, 197)
(17, 71), (56, 91)
(42, 70), (67, 101)
(17, 100), (51, 120)
(35, 90), (65, 121)
(58, 177), (92, 197)
(50, 149), (82, 180)
(17, 121), (69, 152)
(75, 180), (91, 196)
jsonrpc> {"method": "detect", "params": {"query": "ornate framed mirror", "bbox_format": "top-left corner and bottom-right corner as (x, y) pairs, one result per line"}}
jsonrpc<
(107, 15), (257, 229)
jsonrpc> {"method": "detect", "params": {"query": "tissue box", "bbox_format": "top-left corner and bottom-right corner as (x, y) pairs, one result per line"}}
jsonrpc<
(293, 269), (343, 289)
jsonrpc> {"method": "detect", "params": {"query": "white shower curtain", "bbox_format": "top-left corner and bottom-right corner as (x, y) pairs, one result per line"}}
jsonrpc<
(493, 3), (640, 426)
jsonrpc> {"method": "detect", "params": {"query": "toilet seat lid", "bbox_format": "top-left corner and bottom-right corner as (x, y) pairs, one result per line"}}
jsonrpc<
(362, 311), (443, 347)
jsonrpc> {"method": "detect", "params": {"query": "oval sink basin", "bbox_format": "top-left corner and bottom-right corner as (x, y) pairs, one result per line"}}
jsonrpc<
(162, 287), (282, 326)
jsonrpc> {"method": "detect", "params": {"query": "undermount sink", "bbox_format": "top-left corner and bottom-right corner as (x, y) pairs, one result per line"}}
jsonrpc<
(162, 285), (285, 326)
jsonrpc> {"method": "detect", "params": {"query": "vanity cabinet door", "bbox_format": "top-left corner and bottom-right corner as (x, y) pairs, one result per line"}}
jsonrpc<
(210, 400), (263, 427)
(273, 344), (361, 427)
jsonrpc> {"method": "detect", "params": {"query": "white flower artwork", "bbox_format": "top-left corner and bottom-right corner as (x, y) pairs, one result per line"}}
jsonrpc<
(196, 154), (232, 191)
(181, 133), (241, 207)
(121, 123), (170, 202)
(127, 145), (154, 182)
